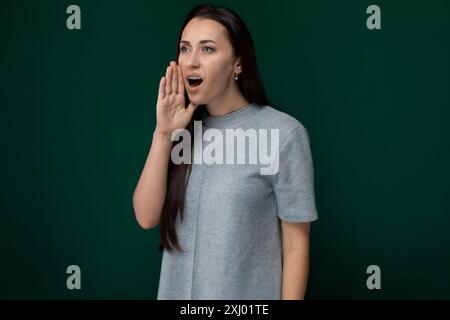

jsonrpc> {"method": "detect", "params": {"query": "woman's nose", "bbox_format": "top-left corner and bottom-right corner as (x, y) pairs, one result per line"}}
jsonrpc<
(186, 49), (200, 67)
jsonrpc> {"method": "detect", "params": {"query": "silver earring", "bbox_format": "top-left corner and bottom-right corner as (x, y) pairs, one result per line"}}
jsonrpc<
(235, 73), (239, 80)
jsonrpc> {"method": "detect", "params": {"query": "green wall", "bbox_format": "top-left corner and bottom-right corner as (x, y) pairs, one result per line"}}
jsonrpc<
(1, 0), (449, 299)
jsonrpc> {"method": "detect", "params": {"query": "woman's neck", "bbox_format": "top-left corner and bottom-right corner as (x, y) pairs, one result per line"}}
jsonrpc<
(205, 85), (250, 116)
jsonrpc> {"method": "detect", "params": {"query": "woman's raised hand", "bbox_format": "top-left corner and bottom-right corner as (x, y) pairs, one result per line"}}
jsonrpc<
(155, 61), (198, 137)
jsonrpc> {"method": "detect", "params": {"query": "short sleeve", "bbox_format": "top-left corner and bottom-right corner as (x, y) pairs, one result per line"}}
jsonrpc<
(273, 125), (319, 222)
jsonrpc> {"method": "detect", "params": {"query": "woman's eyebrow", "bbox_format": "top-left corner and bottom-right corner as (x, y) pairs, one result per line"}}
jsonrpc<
(179, 40), (217, 45)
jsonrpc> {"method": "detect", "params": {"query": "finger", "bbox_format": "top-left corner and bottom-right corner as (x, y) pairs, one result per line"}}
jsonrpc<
(171, 62), (178, 94)
(177, 65), (184, 96)
(165, 65), (172, 95)
(187, 102), (199, 114)
(158, 76), (166, 101)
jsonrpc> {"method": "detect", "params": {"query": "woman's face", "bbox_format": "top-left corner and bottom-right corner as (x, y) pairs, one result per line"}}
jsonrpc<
(178, 17), (241, 105)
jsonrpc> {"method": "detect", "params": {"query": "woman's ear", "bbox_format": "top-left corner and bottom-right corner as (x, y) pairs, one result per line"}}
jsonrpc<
(234, 57), (242, 74)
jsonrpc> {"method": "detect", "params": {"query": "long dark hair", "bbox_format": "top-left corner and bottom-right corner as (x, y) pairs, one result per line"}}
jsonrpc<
(158, 4), (270, 252)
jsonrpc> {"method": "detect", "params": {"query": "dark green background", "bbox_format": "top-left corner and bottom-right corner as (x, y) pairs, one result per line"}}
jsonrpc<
(1, 0), (449, 299)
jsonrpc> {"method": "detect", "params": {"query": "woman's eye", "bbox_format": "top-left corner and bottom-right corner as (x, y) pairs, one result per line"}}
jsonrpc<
(180, 47), (188, 53)
(203, 47), (215, 53)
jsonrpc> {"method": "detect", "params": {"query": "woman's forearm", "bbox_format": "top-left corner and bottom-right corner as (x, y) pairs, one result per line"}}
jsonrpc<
(132, 130), (173, 229)
(281, 249), (310, 300)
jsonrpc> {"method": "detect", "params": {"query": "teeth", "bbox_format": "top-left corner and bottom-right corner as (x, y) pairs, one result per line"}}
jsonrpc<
(188, 76), (202, 80)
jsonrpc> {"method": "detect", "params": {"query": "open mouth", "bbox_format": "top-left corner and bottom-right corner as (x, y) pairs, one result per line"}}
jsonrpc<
(188, 77), (203, 88)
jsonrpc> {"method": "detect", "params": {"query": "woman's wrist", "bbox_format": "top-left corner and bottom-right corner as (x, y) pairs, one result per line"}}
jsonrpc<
(153, 127), (172, 140)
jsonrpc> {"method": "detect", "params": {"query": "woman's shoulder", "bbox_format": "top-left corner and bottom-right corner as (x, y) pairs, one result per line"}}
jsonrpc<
(255, 104), (306, 134)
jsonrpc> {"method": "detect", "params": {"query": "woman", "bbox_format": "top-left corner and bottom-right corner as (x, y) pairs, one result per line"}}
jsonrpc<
(132, 4), (319, 300)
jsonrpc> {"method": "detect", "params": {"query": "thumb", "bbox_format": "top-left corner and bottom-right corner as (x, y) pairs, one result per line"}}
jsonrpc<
(186, 102), (199, 114)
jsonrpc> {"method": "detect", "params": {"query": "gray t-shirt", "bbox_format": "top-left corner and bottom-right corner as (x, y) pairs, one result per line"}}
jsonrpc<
(157, 103), (318, 300)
